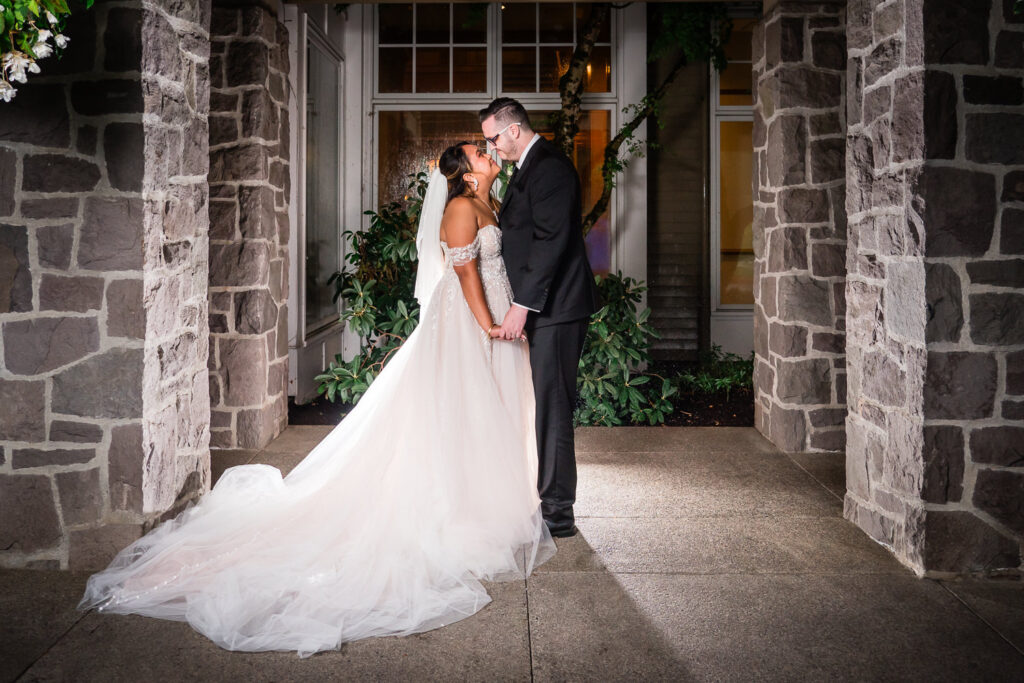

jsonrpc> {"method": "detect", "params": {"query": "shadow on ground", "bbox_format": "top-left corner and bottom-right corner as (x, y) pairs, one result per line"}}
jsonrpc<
(3, 427), (1023, 681)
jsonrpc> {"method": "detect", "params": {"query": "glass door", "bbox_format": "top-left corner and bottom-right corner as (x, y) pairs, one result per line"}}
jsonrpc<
(304, 36), (343, 334)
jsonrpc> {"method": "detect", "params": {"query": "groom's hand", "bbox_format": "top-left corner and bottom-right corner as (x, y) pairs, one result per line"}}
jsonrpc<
(500, 305), (529, 341)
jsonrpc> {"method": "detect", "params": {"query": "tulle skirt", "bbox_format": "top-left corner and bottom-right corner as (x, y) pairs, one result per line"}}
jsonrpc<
(79, 270), (554, 656)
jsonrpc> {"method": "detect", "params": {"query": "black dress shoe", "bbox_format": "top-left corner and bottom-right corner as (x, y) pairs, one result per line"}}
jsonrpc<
(547, 524), (578, 538)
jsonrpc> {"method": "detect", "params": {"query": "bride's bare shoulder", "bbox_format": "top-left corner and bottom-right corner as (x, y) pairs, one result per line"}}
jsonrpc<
(440, 197), (479, 243)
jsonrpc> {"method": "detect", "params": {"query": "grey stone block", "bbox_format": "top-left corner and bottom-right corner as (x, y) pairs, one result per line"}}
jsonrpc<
(104, 122), (144, 192)
(924, 0), (990, 65)
(0, 84), (71, 147)
(923, 510), (1019, 573)
(969, 293), (1024, 345)
(38, 275), (105, 313)
(12, 448), (95, 469)
(109, 423), (143, 513)
(922, 425), (964, 503)
(0, 224), (32, 313)
(970, 427), (1024, 467)
(35, 224), (74, 269)
(924, 351), (996, 419)
(919, 166), (996, 257)
(49, 420), (103, 443)
(0, 475), (61, 553)
(105, 278), (145, 339)
(966, 113), (1024, 165)
(79, 197), (144, 271)
(925, 262), (963, 343)
(21, 198), (78, 219)
(55, 468), (102, 526)
(2, 317), (100, 375)
(52, 348), (144, 419)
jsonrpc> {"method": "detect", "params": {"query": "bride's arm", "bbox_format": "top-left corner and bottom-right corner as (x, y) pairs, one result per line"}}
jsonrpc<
(442, 200), (496, 336)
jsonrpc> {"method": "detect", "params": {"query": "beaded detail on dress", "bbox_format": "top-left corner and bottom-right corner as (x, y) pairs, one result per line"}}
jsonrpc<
(441, 224), (515, 323)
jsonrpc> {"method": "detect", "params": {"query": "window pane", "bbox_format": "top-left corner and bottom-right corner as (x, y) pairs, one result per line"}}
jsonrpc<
(502, 47), (536, 92)
(718, 62), (752, 106)
(453, 47), (487, 92)
(377, 111), (484, 207)
(539, 3), (574, 43)
(416, 47), (449, 92)
(502, 2), (535, 43)
(719, 121), (754, 306)
(532, 109), (613, 275)
(584, 45), (611, 92)
(379, 47), (412, 92)
(540, 45), (573, 92)
(576, 3), (610, 44)
(453, 3), (487, 44)
(305, 44), (341, 330)
(725, 17), (757, 62)
(379, 4), (413, 44)
(416, 4), (450, 44)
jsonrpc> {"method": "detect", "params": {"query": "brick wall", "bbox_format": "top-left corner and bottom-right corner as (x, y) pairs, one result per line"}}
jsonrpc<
(0, 0), (211, 570)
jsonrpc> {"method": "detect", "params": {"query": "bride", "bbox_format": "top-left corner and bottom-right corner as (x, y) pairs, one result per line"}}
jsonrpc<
(79, 142), (555, 657)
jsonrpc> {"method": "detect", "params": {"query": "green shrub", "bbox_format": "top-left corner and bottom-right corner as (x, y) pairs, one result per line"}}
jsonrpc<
(676, 345), (753, 399)
(314, 173), (426, 404)
(574, 274), (676, 426)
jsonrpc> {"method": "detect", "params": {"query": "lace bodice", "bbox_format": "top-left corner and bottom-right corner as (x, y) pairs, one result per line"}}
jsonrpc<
(441, 224), (515, 321)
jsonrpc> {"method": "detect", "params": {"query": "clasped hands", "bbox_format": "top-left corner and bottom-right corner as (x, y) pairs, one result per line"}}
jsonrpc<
(488, 305), (529, 342)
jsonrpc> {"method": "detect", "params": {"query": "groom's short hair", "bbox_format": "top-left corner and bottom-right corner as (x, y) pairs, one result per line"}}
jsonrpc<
(479, 98), (532, 131)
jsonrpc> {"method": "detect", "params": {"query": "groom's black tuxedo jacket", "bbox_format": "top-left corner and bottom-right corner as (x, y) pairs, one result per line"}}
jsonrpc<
(498, 136), (599, 330)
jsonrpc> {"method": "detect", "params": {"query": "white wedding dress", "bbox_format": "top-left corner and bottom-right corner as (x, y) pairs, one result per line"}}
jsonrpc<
(79, 186), (554, 656)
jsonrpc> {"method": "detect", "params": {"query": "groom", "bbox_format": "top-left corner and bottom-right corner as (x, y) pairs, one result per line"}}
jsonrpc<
(480, 98), (598, 538)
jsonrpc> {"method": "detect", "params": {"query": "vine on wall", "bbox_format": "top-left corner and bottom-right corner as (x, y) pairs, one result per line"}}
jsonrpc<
(1, 0), (91, 102)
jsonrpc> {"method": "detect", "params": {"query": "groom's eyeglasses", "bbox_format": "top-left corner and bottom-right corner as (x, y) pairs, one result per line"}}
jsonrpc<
(484, 122), (520, 147)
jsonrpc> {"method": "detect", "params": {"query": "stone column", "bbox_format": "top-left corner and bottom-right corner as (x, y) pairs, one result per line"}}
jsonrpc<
(207, 1), (290, 450)
(752, 0), (849, 452)
(844, 0), (1023, 575)
(0, 0), (211, 570)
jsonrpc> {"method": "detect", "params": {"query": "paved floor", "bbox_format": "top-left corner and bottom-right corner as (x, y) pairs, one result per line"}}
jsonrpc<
(3, 426), (1023, 682)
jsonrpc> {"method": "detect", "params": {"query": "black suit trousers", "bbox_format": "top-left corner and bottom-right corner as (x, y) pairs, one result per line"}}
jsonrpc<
(528, 318), (589, 532)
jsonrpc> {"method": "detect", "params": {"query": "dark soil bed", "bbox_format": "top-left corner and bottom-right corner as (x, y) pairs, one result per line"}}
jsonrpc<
(291, 387), (755, 428)
(288, 397), (352, 425)
(662, 387), (754, 427)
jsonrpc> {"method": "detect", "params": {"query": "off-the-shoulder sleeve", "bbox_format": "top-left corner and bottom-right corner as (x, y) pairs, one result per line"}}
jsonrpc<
(447, 237), (480, 266)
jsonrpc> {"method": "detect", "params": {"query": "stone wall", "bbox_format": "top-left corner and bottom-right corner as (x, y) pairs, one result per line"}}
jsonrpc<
(206, 2), (290, 451)
(752, 0), (849, 453)
(0, 0), (211, 570)
(843, 0), (1023, 575)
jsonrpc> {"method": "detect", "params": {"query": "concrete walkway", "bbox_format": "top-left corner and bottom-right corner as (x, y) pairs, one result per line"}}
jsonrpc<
(3, 427), (1023, 682)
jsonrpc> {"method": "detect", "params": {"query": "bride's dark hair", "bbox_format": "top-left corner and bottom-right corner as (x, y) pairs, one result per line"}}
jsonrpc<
(438, 142), (475, 206)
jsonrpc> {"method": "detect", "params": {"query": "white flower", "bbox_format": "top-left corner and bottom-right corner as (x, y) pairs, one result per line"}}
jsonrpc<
(36, 29), (52, 42)
(2, 51), (32, 82)
(28, 61), (40, 74)
(0, 80), (16, 103)
(46, 10), (58, 24)
(32, 42), (53, 59)
(55, 34), (68, 49)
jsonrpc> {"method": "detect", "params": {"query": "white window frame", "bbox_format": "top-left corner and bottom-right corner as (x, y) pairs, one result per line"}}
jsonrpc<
(708, 21), (756, 356)
(363, 3), (638, 277)
(298, 16), (346, 339)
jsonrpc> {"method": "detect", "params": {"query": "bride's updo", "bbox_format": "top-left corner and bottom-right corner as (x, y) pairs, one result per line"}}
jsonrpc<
(438, 142), (475, 205)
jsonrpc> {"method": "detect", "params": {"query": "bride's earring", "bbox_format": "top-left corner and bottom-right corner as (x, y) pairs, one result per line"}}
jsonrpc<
(471, 176), (479, 192)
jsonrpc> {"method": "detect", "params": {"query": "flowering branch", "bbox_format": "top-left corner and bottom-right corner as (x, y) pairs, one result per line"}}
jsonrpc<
(0, 0), (91, 102)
